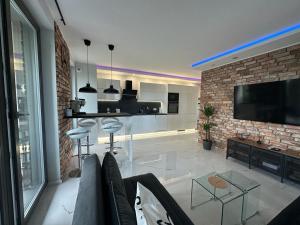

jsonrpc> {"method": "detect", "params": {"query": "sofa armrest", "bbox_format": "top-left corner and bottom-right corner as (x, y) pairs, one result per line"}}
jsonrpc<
(123, 173), (194, 225)
(72, 154), (107, 225)
(268, 196), (300, 225)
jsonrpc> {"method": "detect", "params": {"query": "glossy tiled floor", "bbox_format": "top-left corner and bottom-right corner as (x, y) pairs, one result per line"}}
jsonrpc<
(27, 133), (300, 225)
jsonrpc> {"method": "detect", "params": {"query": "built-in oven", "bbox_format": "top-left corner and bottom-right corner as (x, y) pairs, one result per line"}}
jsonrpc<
(168, 93), (179, 114)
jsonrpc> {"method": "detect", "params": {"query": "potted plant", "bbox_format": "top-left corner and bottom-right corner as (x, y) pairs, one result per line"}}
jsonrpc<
(201, 104), (216, 150)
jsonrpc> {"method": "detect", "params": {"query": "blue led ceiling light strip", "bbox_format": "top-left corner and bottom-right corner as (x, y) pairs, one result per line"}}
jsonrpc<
(192, 22), (300, 68)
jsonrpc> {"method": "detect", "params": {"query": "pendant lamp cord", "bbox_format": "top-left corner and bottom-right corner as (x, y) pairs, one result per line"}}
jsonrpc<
(87, 44), (90, 83)
(110, 49), (113, 85)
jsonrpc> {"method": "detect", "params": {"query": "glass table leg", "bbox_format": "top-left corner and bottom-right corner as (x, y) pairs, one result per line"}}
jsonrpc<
(221, 203), (224, 225)
(190, 179), (194, 208)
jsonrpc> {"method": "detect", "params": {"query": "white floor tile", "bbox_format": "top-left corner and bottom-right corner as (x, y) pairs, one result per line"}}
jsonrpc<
(27, 133), (300, 225)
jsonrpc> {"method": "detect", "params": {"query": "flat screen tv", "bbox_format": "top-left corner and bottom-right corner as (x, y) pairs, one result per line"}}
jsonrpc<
(234, 79), (300, 126)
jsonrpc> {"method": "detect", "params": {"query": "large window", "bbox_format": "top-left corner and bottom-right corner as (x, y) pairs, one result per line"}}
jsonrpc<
(10, 0), (45, 216)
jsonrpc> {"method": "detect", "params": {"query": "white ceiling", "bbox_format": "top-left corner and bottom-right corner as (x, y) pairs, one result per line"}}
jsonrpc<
(45, 0), (300, 77)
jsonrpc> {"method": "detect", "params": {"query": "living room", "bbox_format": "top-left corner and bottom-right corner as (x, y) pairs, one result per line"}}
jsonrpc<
(0, 1), (300, 225)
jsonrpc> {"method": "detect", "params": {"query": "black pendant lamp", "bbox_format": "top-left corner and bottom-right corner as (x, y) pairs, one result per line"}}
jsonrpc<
(103, 44), (119, 94)
(79, 39), (97, 93)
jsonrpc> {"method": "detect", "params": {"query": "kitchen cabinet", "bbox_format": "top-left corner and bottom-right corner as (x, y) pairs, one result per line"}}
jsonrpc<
(167, 84), (199, 130)
(132, 115), (167, 134)
(139, 82), (168, 113)
(96, 79), (200, 132)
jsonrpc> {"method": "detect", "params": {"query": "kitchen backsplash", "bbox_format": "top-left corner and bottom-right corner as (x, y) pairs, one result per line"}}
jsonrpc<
(98, 100), (161, 114)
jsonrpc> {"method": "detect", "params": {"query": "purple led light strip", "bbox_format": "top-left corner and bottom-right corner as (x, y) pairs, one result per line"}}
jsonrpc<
(96, 65), (201, 82)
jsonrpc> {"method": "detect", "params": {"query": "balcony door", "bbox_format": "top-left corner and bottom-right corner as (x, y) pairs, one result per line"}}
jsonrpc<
(10, 0), (45, 218)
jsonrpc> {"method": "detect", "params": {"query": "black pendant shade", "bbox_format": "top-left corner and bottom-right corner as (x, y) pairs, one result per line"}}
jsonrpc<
(79, 83), (97, 93)
(103, 44), (119, 94)
(103, 85), (119, 94)
(79, 39), (97, 93)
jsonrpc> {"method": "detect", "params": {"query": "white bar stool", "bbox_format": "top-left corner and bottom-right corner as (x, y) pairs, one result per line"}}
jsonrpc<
(101, 118), (123, 154)
(66, 127), (89, 177)
(78, 118), (97, 155)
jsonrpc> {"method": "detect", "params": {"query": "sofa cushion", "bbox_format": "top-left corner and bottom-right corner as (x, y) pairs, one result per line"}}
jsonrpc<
(135, 182), (174, 225)
(123, 173), (194, 225)
(102, 152), (137, 225)
(72, 154), (106, 225)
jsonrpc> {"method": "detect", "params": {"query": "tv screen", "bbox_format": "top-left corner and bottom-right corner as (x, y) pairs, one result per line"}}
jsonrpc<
(234, 79), (300, 126)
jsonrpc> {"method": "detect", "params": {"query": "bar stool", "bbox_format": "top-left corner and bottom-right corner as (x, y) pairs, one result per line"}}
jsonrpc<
(78, 118), (97, 156)
(66, 127), (89, 177)
(101, 118), (123, 154)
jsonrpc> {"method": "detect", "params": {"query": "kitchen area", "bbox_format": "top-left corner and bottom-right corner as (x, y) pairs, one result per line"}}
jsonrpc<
(65, 57), (200, 163)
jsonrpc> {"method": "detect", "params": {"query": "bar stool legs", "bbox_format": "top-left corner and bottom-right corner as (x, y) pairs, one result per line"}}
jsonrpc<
(66, 127), (89, 178)
(109, 133), (119, 154)
(78, 118), (97, 157)
(86, 135), (90, 155)
(78, 139), (82, 169)
(101, 118), (123, 155)
(69, 139), (83, 178)
(109, 133), (114, 154)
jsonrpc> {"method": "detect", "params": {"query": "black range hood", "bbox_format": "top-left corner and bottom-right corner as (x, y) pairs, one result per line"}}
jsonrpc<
(122, 80), (137, 99)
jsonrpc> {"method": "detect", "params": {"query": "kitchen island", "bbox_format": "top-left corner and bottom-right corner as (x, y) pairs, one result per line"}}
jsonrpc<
(65, 113), (168, 163)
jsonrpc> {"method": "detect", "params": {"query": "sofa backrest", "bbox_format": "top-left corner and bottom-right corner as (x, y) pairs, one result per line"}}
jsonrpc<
(72, 154), (107, 225)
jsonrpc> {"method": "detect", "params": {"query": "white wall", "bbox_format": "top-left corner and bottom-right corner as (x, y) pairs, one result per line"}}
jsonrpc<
(97, 78), (121, 101)
(40, 29), (61, 184)
(75, 62), (98, 113)
(74, 62), (98, 143)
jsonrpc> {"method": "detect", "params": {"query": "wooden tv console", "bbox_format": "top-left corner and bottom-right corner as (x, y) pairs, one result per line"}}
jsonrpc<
(226, 137), (300, 183)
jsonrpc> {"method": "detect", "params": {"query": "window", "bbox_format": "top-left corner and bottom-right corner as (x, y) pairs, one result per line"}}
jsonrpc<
(10, 0), (45, 216)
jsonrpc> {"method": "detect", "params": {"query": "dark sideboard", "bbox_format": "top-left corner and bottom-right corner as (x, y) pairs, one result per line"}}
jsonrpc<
(227, 137), (300, 183)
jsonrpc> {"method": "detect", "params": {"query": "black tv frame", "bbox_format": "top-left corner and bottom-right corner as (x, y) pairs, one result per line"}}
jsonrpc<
(233, 78), (300, 126)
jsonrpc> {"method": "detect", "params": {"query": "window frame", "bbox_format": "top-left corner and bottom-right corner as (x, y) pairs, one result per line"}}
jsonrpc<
(0, 0), (47, 224)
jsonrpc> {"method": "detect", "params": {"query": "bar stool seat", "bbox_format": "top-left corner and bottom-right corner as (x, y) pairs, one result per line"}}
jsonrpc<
(101, 118), (123, 154)
(78, 118), (97, 155)
(66, 127), (89, 177)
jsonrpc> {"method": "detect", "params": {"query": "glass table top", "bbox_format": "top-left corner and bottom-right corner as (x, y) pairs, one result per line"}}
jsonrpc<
(218, 170), (260, 192)
(193, 172), (243, 203)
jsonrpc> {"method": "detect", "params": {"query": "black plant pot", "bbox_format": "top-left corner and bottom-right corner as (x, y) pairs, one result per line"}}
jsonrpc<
(203, 140), (213, 150)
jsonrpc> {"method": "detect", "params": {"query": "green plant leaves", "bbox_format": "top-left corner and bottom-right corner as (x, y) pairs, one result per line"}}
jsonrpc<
(201, 103), (215, 117)
(201, 103), (216, 141)
(202, 122), (216, 131)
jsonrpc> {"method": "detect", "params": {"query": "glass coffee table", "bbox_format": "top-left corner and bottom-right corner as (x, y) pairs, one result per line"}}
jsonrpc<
(191, 171), (260, 225)
(191, 172), (244, 225)
(218, 171), (260, 223)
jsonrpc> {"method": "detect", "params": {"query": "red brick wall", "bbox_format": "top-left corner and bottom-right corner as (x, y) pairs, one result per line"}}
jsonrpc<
(200, 44), (300, 151)
(55, 23), (72, 179)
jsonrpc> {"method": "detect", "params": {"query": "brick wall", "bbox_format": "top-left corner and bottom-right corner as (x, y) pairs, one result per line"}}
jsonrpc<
(55, 23), (72, 179)
(200, 44), (300, 151)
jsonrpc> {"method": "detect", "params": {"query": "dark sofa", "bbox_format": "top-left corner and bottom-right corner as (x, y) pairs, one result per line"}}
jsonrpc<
(267, 196), (300, 225)
(72, 154), (300, 225)
(72, 154), (194, 225)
